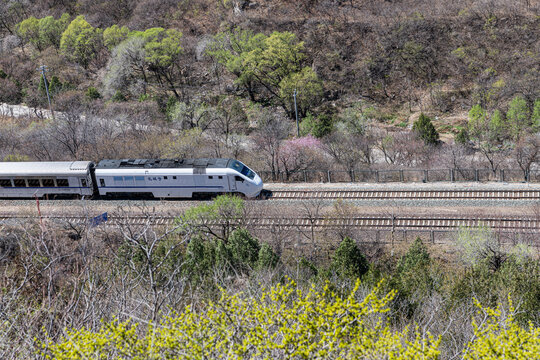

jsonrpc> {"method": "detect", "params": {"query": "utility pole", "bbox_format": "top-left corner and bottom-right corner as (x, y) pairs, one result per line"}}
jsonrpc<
(293, 89), (300, 137)
(38, 65), (54, 119)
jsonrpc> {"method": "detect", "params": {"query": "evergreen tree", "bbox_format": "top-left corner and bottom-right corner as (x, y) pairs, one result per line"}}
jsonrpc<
(331, 237), (369, 279)
(412, 113), (439, 145)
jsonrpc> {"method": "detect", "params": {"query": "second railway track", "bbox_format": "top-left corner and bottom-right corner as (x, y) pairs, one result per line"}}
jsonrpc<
(2, 214), (540, 233)
(267, 189), (540, 200)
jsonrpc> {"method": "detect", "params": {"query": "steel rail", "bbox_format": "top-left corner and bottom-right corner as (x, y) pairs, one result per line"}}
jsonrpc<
(1, 214), (539, 233)
(267, 189), (540, 200)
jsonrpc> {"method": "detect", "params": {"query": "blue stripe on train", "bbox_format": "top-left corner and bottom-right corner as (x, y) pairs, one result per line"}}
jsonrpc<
(1, 185), (223, 190)
(100, 185), (224, 189)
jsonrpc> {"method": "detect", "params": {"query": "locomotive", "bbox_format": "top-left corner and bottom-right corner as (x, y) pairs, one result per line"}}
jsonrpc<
(0, 158), (263, 199)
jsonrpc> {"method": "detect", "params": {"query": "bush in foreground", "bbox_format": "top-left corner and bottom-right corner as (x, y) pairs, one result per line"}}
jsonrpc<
(464, 297), (540, 359)
(41, 279), (441, 359)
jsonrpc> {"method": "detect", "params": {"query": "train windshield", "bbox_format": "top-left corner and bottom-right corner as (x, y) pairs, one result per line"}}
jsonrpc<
(228, 160), (255, 180)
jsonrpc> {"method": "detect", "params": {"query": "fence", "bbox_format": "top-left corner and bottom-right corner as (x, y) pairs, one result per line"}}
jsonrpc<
(257, 168), (540, 183)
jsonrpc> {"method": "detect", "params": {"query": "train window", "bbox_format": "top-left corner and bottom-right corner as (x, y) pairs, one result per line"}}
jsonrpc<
(100, 179), (105, 187)
(14, 179), (26, 187)
(135, 176), (144, 182)
(208, 176), (213, 179)
(218, 176), (223, 179)
(173, 176), (177, 180)
(235, 176), (244, 182)
(28, 179), (40, 187)
(229, 160), (255, 180)
(57, 179), (69, 187)
(113, 177), (123, 184)
(42, 179), (54, 187)
(0, 179), (12, 187)
(163, 176), (168, 180)
(81, 179), (87, 187)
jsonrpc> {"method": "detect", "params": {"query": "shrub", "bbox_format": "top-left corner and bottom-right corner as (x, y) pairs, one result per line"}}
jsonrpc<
(183, 235), (216, 280)
(85, 86), (101, 100)
(455, 127), (469, 144)
(331, 237), (369, 279)
(256, 243), (279, 270)
(0, 78), (22, 104)
(464, 297), (540, 359)
(40, 279), (442, 359)
(300, 112), (334, 138)
(112, 90), (126, 102)
(456, 226), (507, 271)
(38, 75), (63, 97)
(227, 228), (260, 271)
(413, 113), (439, 145)
(390, 237), (436, 317)
(165, 95), (178, 120)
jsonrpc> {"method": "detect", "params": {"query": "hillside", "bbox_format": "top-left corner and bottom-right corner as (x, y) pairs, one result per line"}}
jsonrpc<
(0, 0), (539, 174)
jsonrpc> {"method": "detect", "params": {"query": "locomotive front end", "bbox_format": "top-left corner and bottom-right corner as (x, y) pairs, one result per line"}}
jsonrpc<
(228, 159), (263, 198)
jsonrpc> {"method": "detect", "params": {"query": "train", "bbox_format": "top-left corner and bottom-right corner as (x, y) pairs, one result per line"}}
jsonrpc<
(0, 158), (263, 199)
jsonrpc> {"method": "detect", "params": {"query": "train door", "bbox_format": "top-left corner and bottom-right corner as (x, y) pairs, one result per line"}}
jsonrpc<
(228, 175), (237, 192)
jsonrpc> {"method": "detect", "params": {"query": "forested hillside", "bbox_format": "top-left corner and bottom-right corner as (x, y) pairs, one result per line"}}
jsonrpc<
(0, 0), (539, 173)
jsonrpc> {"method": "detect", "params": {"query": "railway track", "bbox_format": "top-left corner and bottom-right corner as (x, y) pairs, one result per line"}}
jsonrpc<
(1, 214), (539, 233)
(267, 189), (540, 200)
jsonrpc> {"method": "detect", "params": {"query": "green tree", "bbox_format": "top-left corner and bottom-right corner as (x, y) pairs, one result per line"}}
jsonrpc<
(468, 104), (509, 173)
(507, 95), (531, 140)
(468, 104), (488, 138)
(331, 237), (369, 279)
(489, 109), (505, 141)
(38, 14), (70, 50)
(278, 66), (323, 118)
(532, 99), (540, 131)
(60, 15), (103, 68)
(412, 113), (439, 145)
(16, 16), (41, 50)
(103, 24), (130, 50)
(208, 29), (266, 101)
(133, 27), (184, 98)
(208, 30), (322, 118)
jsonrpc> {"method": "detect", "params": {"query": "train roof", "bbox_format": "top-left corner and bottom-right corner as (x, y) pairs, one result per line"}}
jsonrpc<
(0, 161), (92, 177)
(95, 158), (232, 170)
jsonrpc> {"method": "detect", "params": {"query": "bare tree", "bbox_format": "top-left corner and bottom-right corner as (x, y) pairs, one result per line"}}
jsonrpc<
(323, 130), (373, 180)
(252, 109), (290, 181)
(298, 198), (324, 259)
(376, 130), (430, 167)
(514, 135), (540, 180)
(114, 207), (188, 321)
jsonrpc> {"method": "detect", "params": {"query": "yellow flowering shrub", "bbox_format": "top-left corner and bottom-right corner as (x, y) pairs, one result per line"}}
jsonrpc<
(41, 279), (441, 359)
(463, 297), (540, 360)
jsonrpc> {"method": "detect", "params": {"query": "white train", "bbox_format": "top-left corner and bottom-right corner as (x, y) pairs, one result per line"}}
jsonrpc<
(0, 158), (263, 199)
